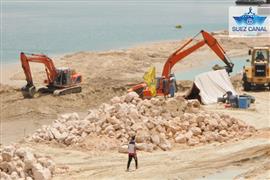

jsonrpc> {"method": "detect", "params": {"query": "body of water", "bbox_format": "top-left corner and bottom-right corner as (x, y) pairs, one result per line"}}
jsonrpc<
(2, 0), (234, 63)
(175, 56), (248, 80)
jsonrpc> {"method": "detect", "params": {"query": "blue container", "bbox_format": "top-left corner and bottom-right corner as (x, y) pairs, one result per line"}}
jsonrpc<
(239, 95), (251, 107)
(238, 96), (249, 109)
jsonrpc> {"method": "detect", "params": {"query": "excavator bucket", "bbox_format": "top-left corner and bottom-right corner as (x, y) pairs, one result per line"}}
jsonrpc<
(212, 64), (233, 73)
(21, 85), (36, 98)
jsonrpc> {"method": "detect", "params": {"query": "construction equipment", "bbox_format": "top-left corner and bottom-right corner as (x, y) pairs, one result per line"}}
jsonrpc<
(130, 30), (234, 99)
(242, 47), (270, 91)
(20, 52), (82, 98)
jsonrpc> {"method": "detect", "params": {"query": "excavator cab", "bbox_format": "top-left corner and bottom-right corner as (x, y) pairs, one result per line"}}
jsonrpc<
(55, 68), (71, 86)
(54, 68), (82, 87)
(242, 47), (270, 91)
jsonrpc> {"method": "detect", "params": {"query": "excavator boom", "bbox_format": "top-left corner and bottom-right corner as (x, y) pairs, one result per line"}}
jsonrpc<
(20, 52), (58, 86)
(162, 30), (234, 78)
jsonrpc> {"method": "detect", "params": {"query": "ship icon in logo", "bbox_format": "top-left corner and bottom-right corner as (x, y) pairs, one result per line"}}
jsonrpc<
(233, 7), (267, 25)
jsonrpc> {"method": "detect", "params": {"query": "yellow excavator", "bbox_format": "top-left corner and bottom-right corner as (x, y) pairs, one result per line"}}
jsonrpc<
(242, 47), (270, 91)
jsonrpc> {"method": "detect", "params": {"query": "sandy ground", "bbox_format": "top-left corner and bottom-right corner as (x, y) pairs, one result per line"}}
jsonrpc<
(1, 31), (270, 179)
(207, 91), (270, 130)
(26, 129), (270, 180)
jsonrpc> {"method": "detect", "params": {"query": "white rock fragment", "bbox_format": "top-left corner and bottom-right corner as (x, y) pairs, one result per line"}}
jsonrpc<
(32, 163), (52, 180)
(2, 146), (15, 162)
(175, 134), (186, 143)
(124, 92), (139, 103)
(150, 134), (160, 145)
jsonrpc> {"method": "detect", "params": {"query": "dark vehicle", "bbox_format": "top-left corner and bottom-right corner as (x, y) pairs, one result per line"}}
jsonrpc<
(235, 0), (265, 5)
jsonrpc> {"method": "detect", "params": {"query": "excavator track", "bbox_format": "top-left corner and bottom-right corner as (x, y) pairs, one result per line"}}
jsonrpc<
(53, 86), (82, 96)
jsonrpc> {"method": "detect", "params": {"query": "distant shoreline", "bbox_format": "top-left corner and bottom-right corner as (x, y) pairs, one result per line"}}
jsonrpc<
(0, 30), (267, 88)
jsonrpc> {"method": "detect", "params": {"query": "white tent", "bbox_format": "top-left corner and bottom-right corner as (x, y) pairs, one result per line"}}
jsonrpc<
(186, 69), (237, 104)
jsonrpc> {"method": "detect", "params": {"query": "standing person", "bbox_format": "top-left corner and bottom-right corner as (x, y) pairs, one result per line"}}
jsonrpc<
(126, 136), (138, 171)
(162, 77), (169, 99)
(169, 74), (176, 97)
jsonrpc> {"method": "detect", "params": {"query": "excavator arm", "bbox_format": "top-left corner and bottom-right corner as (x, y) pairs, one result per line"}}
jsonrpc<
(162, 30), (234, 78)
(20, 52), (58, 98)
(20, 52), (58, 85)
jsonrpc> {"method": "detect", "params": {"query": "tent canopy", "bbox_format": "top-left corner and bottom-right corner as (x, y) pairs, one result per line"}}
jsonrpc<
(186, 69), (237, 104)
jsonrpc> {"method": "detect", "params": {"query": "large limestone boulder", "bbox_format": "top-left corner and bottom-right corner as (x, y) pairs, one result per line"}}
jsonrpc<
(159, 140), (172, 151)
(0, 145), (55, 180)
(32, 163), (52, 180)
(185, 100), (201, 113)
(150, 134), (160, 145)
(128, 108), (139, 120)
(23, 151), (36, 171)
(136, 143), (153, 152)
(190, 127), (202, 136)
(164, 99), (178, 114)
(10, 171), (19, 180)
(159, 136), (172, 151)
(2, 146), (15, 162)
(184, 131), (193, 140)
(219, 130), (228, 137)
(187, 138), (200, 146)
(175, 134), (186, 143)
(104, 125), (114, 134)
(49, 128), (68, 142)
(125, 92), (139, 103)
(204, 132), (217, 142)
(37, 158), (56, 173)
(0, 171), (11, 180)
(136, 130), (150, 143)
(0, 161), (15, 174)
(206, 118), (219, 129)
(84, 110), (99, 121)
(146, 120), (155, 130)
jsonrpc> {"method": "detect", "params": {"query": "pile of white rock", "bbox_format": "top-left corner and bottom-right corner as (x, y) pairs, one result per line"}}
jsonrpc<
(29, 92), (255, 152)
(0, 145), (55, 180)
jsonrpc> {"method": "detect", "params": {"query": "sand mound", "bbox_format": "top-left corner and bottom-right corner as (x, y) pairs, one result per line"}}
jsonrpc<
(0, 144), (55, 180)
(28, 92), (255, 152)
(0, 84), (18, 94)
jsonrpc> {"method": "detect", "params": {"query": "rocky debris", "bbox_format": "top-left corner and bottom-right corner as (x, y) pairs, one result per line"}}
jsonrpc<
(175, 134), (186, 144)
(0, 145), (55, 180)
(28, 92), (256, 152)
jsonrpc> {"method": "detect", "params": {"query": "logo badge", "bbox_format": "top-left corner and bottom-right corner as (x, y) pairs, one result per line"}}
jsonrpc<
(229, 6), (270, 37)
(233, 7), (267, 26)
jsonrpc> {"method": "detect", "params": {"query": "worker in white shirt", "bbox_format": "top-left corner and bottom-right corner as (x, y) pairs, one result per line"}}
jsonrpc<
(126, 136), (138, 171)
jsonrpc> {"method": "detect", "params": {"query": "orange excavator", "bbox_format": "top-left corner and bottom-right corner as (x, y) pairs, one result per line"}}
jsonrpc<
(20, 52), (82, 98)
(130, 30), (234, 98)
